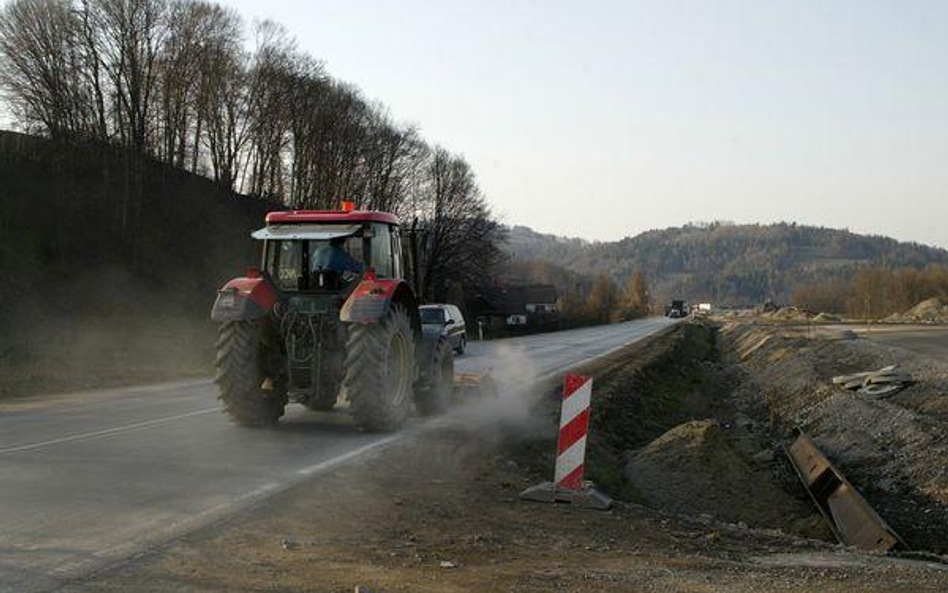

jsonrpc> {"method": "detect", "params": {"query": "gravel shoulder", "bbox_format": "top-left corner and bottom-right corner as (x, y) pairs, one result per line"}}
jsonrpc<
(721, 322), (948, 553)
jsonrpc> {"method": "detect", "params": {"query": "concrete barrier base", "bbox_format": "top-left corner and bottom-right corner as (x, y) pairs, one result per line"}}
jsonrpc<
(519, 480), (613, 510)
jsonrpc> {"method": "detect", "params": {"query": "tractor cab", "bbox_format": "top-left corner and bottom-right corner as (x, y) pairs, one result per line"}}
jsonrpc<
(253, 205), (403, 294)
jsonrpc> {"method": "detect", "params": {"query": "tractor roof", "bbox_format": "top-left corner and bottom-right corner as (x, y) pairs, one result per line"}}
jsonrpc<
(266, 210), (399, 225)
(252, 223), (361, 241)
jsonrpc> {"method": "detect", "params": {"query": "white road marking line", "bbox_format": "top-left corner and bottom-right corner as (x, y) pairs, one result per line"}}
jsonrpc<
(295, 434), (404, 476)
(0, 408), (219, 454)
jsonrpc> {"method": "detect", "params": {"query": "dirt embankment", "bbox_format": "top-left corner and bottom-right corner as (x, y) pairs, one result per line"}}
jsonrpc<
(512, 323), (831, 539)
(720, 323), (948, 553)
(0, 312), (215, 398)
(523, 320), (948, 551)
(885, 298), (948, 324)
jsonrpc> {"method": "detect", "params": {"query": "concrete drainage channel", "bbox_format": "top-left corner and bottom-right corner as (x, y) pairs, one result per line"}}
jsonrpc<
(514, 321), (948, 557)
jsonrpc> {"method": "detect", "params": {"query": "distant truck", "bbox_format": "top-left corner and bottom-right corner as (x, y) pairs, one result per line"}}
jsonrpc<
(667, 300), (688, 318)
(692, 302), (712, 316)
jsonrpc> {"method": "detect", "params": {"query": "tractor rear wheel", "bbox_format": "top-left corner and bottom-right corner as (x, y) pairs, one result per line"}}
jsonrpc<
(344, 304), (416, 431)
(415, 337), (455, 416)
(215, 319), (286, 426)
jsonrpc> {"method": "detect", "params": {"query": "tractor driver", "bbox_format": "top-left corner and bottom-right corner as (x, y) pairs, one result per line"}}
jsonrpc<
(311, 236), (364, 284)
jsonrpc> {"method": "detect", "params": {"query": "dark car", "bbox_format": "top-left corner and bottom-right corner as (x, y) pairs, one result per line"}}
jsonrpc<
(419, 304), (467, 354)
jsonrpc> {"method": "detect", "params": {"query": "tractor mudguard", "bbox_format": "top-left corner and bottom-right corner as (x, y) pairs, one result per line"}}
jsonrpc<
(340, 278), (417, 325)
(416, 326), (444, 368)
(210, 276), (279, 322)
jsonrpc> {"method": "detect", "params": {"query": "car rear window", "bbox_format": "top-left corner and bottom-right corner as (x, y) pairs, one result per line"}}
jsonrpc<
(420, 307), (446, 324)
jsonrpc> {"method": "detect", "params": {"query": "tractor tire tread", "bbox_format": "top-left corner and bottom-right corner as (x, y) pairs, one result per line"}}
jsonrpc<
(344, 304), (416, 431)
(215, 319), (285, 427)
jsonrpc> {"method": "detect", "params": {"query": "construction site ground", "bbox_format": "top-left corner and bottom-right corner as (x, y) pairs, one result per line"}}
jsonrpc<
(63, 323), (948, 593)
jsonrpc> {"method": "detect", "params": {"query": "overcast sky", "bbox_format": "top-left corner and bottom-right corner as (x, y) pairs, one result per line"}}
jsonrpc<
(231, 2), (945, 246)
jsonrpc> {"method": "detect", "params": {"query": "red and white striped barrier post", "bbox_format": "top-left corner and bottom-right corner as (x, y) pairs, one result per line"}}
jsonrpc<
(520, 374), (612, 509)
(555, 374), (593, 489)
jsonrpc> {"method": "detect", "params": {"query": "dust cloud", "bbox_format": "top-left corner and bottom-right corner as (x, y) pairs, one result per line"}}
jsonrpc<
(0, 269), (215, 398)
(442, 341), (556, 440)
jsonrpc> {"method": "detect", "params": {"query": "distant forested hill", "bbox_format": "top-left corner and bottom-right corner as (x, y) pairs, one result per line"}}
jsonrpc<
(504, 223), (948, 306)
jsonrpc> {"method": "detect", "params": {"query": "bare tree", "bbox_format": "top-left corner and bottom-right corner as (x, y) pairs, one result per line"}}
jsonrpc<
(0, 0), (94, 138)
(0, 0), (505, 273)
(620, 269), (650, 318)
(585, 274), (620, 324)
(362, 109), (425, 214)
(86, 0), (168, 153)
(413, 147), (505, 301)
(154, 0), (232, 167)
(78, 0), (109, 140)
(193, 4), (245, 189)
(243, 20), (300, 199)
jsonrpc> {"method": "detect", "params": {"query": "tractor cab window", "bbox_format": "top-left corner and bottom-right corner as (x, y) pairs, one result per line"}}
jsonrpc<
(309, 235), (364, 290)
(262, 222), (398, 290)
(265, 232), (366, 291)
(391, 227), (403, 279)
(369, 223), (394, 278)
(270, 241), (303, 290)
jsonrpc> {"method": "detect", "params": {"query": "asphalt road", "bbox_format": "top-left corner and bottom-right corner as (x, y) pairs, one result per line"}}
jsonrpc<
(829, 324), (948, 361)
(0, 317), (675, 593)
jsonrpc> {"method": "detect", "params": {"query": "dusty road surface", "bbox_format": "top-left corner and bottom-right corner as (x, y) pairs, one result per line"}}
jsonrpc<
(48, 321), (948, 593)
(0, 317), (675, 593)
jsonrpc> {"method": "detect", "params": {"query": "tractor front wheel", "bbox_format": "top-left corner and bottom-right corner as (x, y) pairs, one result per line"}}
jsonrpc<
(215, 319), (286, 426)
(344, 304), (416, 431)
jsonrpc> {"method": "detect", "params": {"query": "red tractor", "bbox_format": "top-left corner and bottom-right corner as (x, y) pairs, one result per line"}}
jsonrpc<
(210, 205), (455, 431)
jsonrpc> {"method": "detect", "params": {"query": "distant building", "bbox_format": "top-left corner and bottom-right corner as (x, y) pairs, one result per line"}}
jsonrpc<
(512, 284), (558, 325)
(470, 283), (559, 333)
